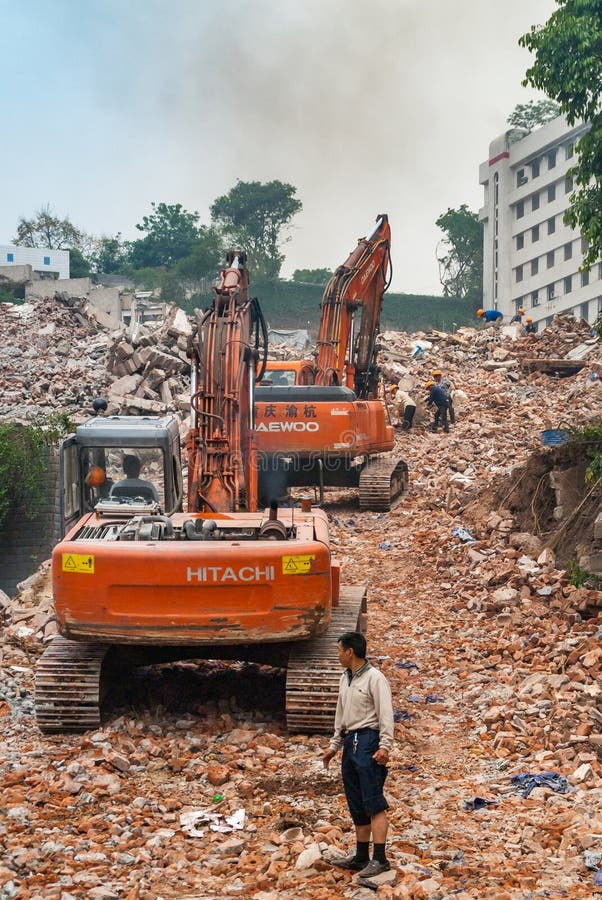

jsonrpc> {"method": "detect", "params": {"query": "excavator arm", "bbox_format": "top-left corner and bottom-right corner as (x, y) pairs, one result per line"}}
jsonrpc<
(315, 214), (391, 398)
(186, 251), (268, 512)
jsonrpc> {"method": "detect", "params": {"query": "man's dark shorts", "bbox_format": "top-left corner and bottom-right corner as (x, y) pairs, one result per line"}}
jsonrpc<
(341, 728), (388, 826)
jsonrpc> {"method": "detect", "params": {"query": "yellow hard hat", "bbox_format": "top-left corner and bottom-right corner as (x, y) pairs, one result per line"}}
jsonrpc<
(425, 380), (435, 389)
(518, 308), (525, 315)
(432, 369), (442, 377)
(477, 308), (484, 316)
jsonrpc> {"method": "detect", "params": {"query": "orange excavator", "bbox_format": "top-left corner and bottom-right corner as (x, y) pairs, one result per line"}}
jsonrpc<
(256, 215), (407, 509)
(35, 252), (366, 734)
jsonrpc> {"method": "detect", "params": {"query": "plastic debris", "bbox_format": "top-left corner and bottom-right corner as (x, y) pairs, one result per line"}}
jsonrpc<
(584, 850), (602, 870)
(451, 526), (476, 543)
(379, 541), (391, 550)
(180, 807), (246, 838)
(395, 659), (419, 670)
(510, 772), (570, 798)
(394, 709), (412, 722)
(595, 871), (602, 886)
(425, 693), (445, 704)
(463, 797), (499, 811)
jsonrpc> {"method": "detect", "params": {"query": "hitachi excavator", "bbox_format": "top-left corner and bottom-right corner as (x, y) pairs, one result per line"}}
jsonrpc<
(256, 215), (407, 510)
(35, 252), (366, 734)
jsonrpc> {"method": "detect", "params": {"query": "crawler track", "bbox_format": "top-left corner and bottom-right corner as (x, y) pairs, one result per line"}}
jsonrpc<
(285, 585), (367, 734)
(35, 637), (109, 734)
(358, 454), (408, 511)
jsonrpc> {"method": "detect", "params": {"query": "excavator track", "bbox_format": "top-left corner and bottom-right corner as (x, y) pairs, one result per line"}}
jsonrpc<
(358, 453), (408, 511)
(286, 585), (367, 734)
(35, 636), (110, 734)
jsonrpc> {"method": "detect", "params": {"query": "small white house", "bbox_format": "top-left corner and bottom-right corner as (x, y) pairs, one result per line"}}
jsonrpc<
(0, 244), (70, 280)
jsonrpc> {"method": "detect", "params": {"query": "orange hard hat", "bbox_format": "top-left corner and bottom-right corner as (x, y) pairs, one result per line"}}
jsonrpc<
(425, 380), (435, 389)
(526, 316), (533, 322)
(388, 384), (397, 393)
(518, 308), (525, 315)
(477, 308), (484, 316)
(432, 369), (442, 377)
(85, 465), (106, 487)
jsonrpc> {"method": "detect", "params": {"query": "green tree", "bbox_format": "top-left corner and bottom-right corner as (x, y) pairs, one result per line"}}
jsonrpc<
(14, 205), (85, 250)
(69, 248), (92, 278)
(520, 1), (602, 269)
(128, 202), (200, 269)
(435, 205), (483, 299)
(210, 180), (302, 280)
(291, 268), (333, 285)
(174, 227), (224, 285)
(507, 99), (561, 133)
(92, 235), (128, 274)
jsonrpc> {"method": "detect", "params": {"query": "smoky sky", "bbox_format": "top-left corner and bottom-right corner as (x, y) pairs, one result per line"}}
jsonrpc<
(1, 0), (557, 293)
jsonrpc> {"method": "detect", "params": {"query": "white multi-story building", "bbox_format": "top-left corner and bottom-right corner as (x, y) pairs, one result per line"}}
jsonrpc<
(0, 244), (70, 280)
(479, 116), (600, 330)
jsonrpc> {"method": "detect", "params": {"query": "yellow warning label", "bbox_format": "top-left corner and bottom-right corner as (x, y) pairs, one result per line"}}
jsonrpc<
(282, 554), (315, 575)
(62, 553), (95, 574)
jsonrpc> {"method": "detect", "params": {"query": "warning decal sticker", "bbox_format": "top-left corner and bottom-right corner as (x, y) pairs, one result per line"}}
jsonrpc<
(282, 554), (315, 575)
(62, 553), (95, 574)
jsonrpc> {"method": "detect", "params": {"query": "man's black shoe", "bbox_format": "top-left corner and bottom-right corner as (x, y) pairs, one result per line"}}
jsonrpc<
(330, 854), (368, 871)
(357, 859), (391, 878)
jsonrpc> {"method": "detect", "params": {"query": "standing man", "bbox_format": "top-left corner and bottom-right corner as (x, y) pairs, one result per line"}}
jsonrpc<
(323, 632), (394, 879)
(476, 308), (503, 327)
(425, 379), (450, 433)
(431, 370), (455, 425)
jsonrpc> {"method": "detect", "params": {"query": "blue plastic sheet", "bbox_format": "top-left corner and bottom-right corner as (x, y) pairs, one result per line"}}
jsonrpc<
(394, 709), (412, 722)
(395, 660), (419, 670)
(510, 772), (570, 798)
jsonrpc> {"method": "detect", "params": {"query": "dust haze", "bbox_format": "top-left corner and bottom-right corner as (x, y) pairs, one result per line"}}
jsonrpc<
(3, 0), (557, 292)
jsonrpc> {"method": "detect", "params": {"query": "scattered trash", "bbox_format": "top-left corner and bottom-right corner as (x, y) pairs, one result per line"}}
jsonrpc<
(425, 693), (445, 704)
(180, 807), (246, 838)
(584, 850), (602, 870)
(394, 709), (412, 722)
(463, 797), (499, 811)
(510, 773), (570, 798)
(379, 541), (391, 550)
(595, 871), (602, 886)
(212, 793), (224, 803)
(452, 526), (476, 544)
(395, 659), (419, 670)
(408, 695), (422, 703)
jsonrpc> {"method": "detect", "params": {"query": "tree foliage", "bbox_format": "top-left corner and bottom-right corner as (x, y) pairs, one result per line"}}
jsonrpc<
(69, 248), (92, 279)
(435, 205), (483, 299)
(128, 202), (201, 269)
(92, 235), (128, 275)
(173, 227), (224, 284)
(520, 1), (602, 269)
(507, 99), (561, 133)
(13, 205), (85, 250)
(291, 268), (333, 285)
(210, 180), (302, 280)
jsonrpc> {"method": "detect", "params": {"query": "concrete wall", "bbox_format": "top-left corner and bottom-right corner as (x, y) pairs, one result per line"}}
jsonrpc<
(87, 286), (122, 327)
(0, 447), (60, 598)
(25, 277), (92, 301)
(0, 264), (33, 284)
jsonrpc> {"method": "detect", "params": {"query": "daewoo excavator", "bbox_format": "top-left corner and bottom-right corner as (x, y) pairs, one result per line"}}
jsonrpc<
(35, 252), (366, 735)
(256, 214), (407, 510)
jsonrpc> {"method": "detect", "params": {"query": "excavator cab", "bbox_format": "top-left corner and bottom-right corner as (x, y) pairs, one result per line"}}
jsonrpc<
(59, 415), (183, 537)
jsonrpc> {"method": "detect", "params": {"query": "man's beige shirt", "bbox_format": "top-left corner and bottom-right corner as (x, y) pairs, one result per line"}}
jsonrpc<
(329, 663), (394, 753)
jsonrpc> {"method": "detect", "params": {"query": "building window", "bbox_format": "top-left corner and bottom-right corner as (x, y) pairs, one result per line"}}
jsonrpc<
(6, 253), (14, 262)
(582, 237), (589, 254)
(548, 149), (557, 169)
(599, 263), (602, 280)
(582, 270), (590, 287)
(547, 251), (555, 269)
(548, 217), (556, 235)
(531, 290), (539, 307)
(516, 265), (523, 283)
(43, 256), (50, 265)
(566, 143), (574, 159)
(581, 301), (590, 321)
(531, 258), (539, 276)
(517, 201), (525, 219)
(548, 184), (556, 203)
(515, 298), (523, 314)
(546, 316), (554, 326)
(598, 297), (602, 313)
(565, 175), (573, 193)
(547, 283), (555, 301)
(532, 224), (540, 242)
(531, 159), (540, 178)
(532, 193), (540, 211)
(517, 169), (528, 187)
(516, 233), (525, 251)
(564, 275), (572, 294)
(564, 242), (573, 261)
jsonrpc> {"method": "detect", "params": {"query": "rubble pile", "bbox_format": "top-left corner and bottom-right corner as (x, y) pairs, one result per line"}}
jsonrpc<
(0, 311), (602, 898)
